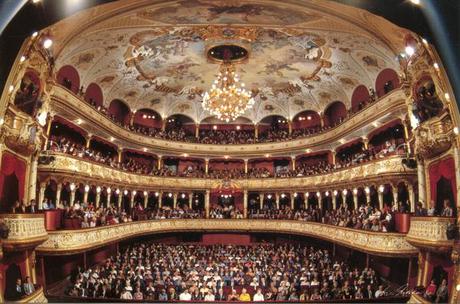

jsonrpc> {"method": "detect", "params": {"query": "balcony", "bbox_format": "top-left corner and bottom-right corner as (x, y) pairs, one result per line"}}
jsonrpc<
(36, 219), (417, 256)
(38, 153), (415, 191)
(0, 214), (48, 251)
(406, 216), (455, 252)
(15, 286), (47, 303)
(50, 84), (407, 158)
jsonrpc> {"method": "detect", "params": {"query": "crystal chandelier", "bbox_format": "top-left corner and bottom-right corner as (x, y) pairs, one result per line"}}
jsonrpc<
(202, 63), (255, 122)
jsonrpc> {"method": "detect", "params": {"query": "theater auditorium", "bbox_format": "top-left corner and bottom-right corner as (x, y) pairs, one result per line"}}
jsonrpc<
(0, 0), (459, 303)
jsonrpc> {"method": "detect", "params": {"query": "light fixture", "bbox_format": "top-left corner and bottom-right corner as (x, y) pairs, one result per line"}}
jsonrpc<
(444, 93), (450, 101)
(32, 0), (41, 3)
(110, 137), (115, 142)
(325, 191), (330, 197)
(372, 122), (379, 128)
(115, 189), (120, 195)
(70, 183), (76, 191)
(433, 63), (439, 70)
(155, 192), (159, 197)
(168, 193), (173, 198)
(236, 125), (241, 130)
(202, 62), (255, 122)
(293, 192), (298, 197)
(410, 0), (420, 5)
(224, 155), (229, 159)
(333, 190), (338, 196)
(343, 189), (348, 196)
(143, 191), (148, 196)
(305, 148), (311, 153)
(267, 194), (272, 199)
(213, 125), (218, 130)
(281, 193), (286, 198)
(32, 31), (39, 38)
(107, 187), (111, 194)
(76, 119), (83, 125)
(364, 187), (370, 194)
(96, 186), (101, 193)
(20, 56), (26, 63)
(181, 193), (186, 199)
(143, 148), (148, 152)
(123, 190), (128, 195)
(353, 188), (358, 195)
(456, 284), (460, 292)
(8, 85), (14, 93)
(453, 126), (459, 135)
(265, 154), (270, 158)
(0, 118), (4, 126)
(405, 46), (415, 57)
(183, 153), (189, 157)
(307, 116), (312, 120)
(43, 38), (53, 49)
(379, 185), (385, 193)
(316, 192), (321, 197)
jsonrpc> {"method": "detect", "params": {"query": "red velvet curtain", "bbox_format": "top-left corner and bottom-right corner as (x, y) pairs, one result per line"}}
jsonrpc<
(0, 152), (27, 208)
(428, 157), (457, 205)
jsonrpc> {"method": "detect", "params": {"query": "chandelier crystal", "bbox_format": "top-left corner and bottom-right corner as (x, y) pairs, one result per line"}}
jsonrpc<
(202, 63), (255, 122)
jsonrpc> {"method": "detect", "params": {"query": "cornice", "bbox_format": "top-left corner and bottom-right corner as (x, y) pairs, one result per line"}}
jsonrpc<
(36, 219), (417, 257)
(38, 153), (416, 191)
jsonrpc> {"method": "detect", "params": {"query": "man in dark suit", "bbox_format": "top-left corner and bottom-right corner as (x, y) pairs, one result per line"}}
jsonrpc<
(13, 278), (25, 299)
(26, 200), (37, 213)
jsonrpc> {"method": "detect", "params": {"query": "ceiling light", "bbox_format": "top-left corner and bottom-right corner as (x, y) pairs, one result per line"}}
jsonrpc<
(410, 0), (420, 5)
(32, 31), (38, 38)
(339, 138), (346, 144)
(181, 193), (186, 199)
(379, 185), (385, 193)
(433, 63), (439, 70)
(124, 190), (128, 195)
(333, 190), (338, 196)
(453, 127), (459, 135)
(444, 93), (450, 100)
(307, 116), (312, 120)
(202, 62), (255, 122)
(267, 194), (272, 199)
(343, 189), (348, 196)
(405, 46), (415, 57)
(224, 155), (229, 159)
(0, 118), (4, 126)
(316, 192), (321, 197)
(20, 56), (26, 63)
(143, 148), (147, 152)
(32, 0), (41, 3)
(70, 183), (76, 191)
(115, 189), (120, 195)
(372, 122), (379, 127)
(213, 125), (217, 130)
(305, 148), (311, 153)
(422, 38), (428, 45)
(281, 193), (286, 198)
(96, 186), (101, 193)
(236, 125), (241, 130)
(168, 193), (173, 197)
(133, 190), (137, 196)
(364, 187), (370, 194)
(107, 187), (111, 194)
(353, 188), (358, 195)
(265, 154), (270, 158)
(154, 192), (159, 197)
(325, 191), (330, 197)
(293, 193), (298, 197)
(143, 191), (148, 196)
(76, 119), (83, 125)
(43, 38), (53, 49)
(8, 85), (14, 93)
(183, 153), (189, 157)
(110, 137), (115, 142)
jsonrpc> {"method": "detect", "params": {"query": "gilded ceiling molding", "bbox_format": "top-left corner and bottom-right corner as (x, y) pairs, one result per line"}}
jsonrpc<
(36, 219), (417, 257)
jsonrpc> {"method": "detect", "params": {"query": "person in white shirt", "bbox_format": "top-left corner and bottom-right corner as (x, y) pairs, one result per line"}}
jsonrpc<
(204, 291), (215, 301)
(253, 288), (265, 302)
(375, 285), (386, 298)
(179, 289), (192, 301)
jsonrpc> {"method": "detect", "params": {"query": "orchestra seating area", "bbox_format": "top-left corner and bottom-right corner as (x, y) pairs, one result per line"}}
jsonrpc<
(0, 0), (459, 303)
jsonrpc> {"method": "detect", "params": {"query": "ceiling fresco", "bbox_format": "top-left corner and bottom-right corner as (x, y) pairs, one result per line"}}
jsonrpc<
(54, 0), (401, 123)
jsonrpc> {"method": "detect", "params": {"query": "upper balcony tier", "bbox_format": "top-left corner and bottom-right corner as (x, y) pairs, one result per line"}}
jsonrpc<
(38, 152), (415, 191)
(50, 84), (408, 158)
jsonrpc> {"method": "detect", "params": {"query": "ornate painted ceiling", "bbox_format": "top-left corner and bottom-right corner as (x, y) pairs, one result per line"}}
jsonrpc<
(50, 0), (411, 123)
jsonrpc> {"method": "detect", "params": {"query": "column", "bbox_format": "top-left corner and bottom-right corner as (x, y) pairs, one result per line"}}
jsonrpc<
(161, 120), (166, 132)
(275, 193), (280, 209)
(378, 187), (384, 210)
(392, 185), (399, 206)
(288, 120), (292, 135)
(188, 192), (193, 209)
(364, 187), (371, 203)
(305, 193), (309, 209)
(117, 148), (123, 163)
(85, 134), (92, 149)
(130, 191), (136, 208)
(117, 191), (122, 208)
(254, 124), (259, 139)
(95, 187), (101, 207)
(417, 158), (427, 207)
(363, 137), (369, 150)
(28, 155), (38, 201)
(158, 191), (163, 208)
(107, 189), (111, 207)
(205, 159), (209, 175)
(403, 121), (412, 154)
(195, 124), (199, 138)
(173, 192), (178, 209)
(408, 184), (415, 213)
(83, 185), (89, 204)
(205, 190), (210, 218)
(332, 191), (337, 209)
(143, 191), (148, 208)
(290, 193), (295, 209)
(353, 189), (358, 210)
(69, 184), (76, 206)
(157, 156), (162, 170)
(320, 115), (324, 128)
(244, 159), (248, 174)
(129, 111), (135, 126)
(56, 183), (62, 206)
(38, 182), (46, 210)
(331, 150), (336, 166)
(454, 145), (460, 211)
(243, 190), (248, 218)
(317, 192), (322, 209)
(44, 114), (54, 149)
(341, 190), (347, 209)
(291, 156), (296, 171)
(259, 193), (264, 209)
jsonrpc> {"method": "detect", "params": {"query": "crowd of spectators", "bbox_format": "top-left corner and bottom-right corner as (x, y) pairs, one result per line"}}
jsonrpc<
(66, 242), (390, 301)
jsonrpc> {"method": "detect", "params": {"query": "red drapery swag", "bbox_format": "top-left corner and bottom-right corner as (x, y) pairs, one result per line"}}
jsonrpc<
(0, 152), (27, 205)
(428, 157), (457, 205)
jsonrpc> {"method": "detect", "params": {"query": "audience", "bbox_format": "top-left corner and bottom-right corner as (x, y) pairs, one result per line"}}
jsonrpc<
(66, 242), (390, 302)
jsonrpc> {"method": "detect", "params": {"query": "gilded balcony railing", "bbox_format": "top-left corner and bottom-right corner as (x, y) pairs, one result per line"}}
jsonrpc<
(38, 153), (416, 191)
(406, 216), (455, 252)
(36, 219), (417, 256)
(0, 214), (48, 251)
